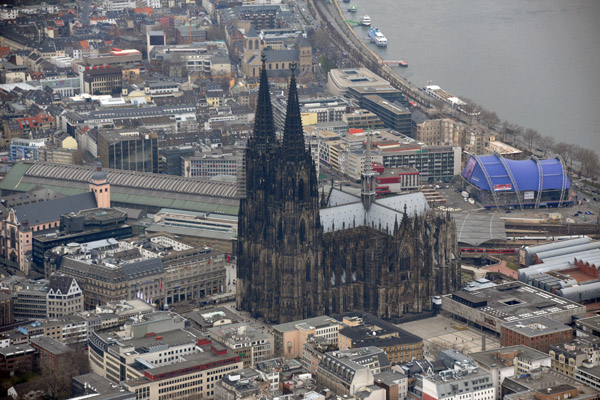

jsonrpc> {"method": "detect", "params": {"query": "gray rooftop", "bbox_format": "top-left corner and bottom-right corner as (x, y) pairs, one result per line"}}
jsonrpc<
(321, 190), (428, 234)
(30, 336), (73, 355)
(13, 192), (96, 226)
(446, 281), (586, 324)
(503, 316), (571, 337)
(452, 212), (507, 246)
(470, 345), (550, 369)
(273, 315), (340, 333)
(1, 161), (239, 215)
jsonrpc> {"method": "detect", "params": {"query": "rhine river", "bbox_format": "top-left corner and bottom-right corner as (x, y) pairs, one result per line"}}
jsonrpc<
(342, 0), (600, 151)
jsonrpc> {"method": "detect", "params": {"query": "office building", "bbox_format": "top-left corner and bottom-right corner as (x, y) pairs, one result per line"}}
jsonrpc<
(441, 281), (587, 335)
(362, 95), (411, 136)
(97, 129), (160, 173)
(501, 317), (573, 353)
(81, 66), (123, 95)
(161, 145), (195, 175)
(12, 280), (48, 320)
(88, 312), (243, 398)
(382, 145), (461, 183)
(208, 323), (271, 368)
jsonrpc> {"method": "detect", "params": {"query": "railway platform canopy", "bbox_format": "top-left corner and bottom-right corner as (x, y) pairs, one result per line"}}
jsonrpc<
(453, 212), (507, 247)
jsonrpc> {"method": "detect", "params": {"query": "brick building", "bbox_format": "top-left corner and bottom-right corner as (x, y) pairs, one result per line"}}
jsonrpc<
(501, 316), (573, 353)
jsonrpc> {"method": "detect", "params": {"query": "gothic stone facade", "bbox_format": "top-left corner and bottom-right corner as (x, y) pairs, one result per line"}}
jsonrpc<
(237, 60), (460, 324)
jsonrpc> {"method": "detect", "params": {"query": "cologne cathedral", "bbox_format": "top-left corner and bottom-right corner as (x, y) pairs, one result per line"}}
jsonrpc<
(237, 57), (460, 323)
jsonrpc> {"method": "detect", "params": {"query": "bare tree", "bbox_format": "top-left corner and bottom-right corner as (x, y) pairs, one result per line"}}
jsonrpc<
(553, 142), (574, 166)
(574, 147), (600, 180)
(523, 128), (541, 151)
(537, 135), (555, 157)
(479, 110), (500, 130)
(36, 347), (89, 399)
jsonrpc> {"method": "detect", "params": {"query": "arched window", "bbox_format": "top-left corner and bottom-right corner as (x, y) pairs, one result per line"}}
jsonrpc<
(305, 260), (311, 282)
(298, 179), (305, 201)
(399, 248), (410, 271)
(299, 219), (306, 243)
(9, 228), (16, 248)
(248, 40), (253, 50)
(277, 219), (284, 242)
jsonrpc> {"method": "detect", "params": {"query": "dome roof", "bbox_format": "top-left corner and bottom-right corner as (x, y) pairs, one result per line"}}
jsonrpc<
(462, 154), (569, 192)
(92, 161), (107, 182)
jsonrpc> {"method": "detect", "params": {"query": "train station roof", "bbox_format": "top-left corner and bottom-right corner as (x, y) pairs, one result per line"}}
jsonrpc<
(452, 212), (507, 246)
(0, 162), (239, 215)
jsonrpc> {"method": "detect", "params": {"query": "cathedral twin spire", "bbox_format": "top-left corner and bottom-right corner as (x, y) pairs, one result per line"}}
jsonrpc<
(282, 63), (307, 162)
(251, 55), (306, 161)
(252, 53), (276, 152)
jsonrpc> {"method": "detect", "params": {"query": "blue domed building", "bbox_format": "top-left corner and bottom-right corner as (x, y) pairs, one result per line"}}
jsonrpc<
(461, 154), (572, 209)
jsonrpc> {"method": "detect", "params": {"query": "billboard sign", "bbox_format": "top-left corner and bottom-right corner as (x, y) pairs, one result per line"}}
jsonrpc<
(524, 191), (535, 200)
(493, 184), (512, 191)
(463, 157), (476, 179)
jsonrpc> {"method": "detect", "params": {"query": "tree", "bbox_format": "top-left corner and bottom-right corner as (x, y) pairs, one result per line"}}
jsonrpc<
(537, 135), (555, 157)
(523, 128), (541, 151)
(479, 110), (500, 130)
(554, 141), (574, 167)
(36, 347), (89, 399)
(574, 147), (600, 180)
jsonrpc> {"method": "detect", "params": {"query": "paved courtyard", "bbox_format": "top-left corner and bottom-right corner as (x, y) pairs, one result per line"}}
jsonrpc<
(398, 314), (501, 360)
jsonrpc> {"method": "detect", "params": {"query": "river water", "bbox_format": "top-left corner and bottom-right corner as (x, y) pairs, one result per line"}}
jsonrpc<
(342, 0), (600, 150)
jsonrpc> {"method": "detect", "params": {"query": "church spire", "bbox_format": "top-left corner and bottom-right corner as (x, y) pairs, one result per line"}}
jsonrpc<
(252, 53), (275, 152)
(361, 129), (376, 211)
(282, 63), (306, 162)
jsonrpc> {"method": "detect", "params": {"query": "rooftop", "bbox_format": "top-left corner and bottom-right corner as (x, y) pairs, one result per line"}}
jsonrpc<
(446, 281), (586, 325)
(0, 162), (239, 215)
(503, 369), (599, 400)
(503, 316), (571, 337)
(470, 345), (550, 369)
(273, 315), (340, 333)
(30, 336), (73, 355)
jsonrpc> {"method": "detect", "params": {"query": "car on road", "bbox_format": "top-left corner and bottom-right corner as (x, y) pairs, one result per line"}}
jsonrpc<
(585, 211), (593, 215)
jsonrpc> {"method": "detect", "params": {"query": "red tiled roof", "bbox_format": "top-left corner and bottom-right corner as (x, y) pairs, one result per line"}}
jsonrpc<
(17, 114), (55, 130)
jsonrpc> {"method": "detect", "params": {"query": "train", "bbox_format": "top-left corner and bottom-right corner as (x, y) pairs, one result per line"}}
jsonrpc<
(460, 247), (517, 254)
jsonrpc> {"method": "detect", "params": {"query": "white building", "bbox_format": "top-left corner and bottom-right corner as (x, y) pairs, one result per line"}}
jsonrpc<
(46, 276), (84, 318)
(417, 352), (495, 400)
(102, 0), (136, 11)
(0, 7), (18, 20)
